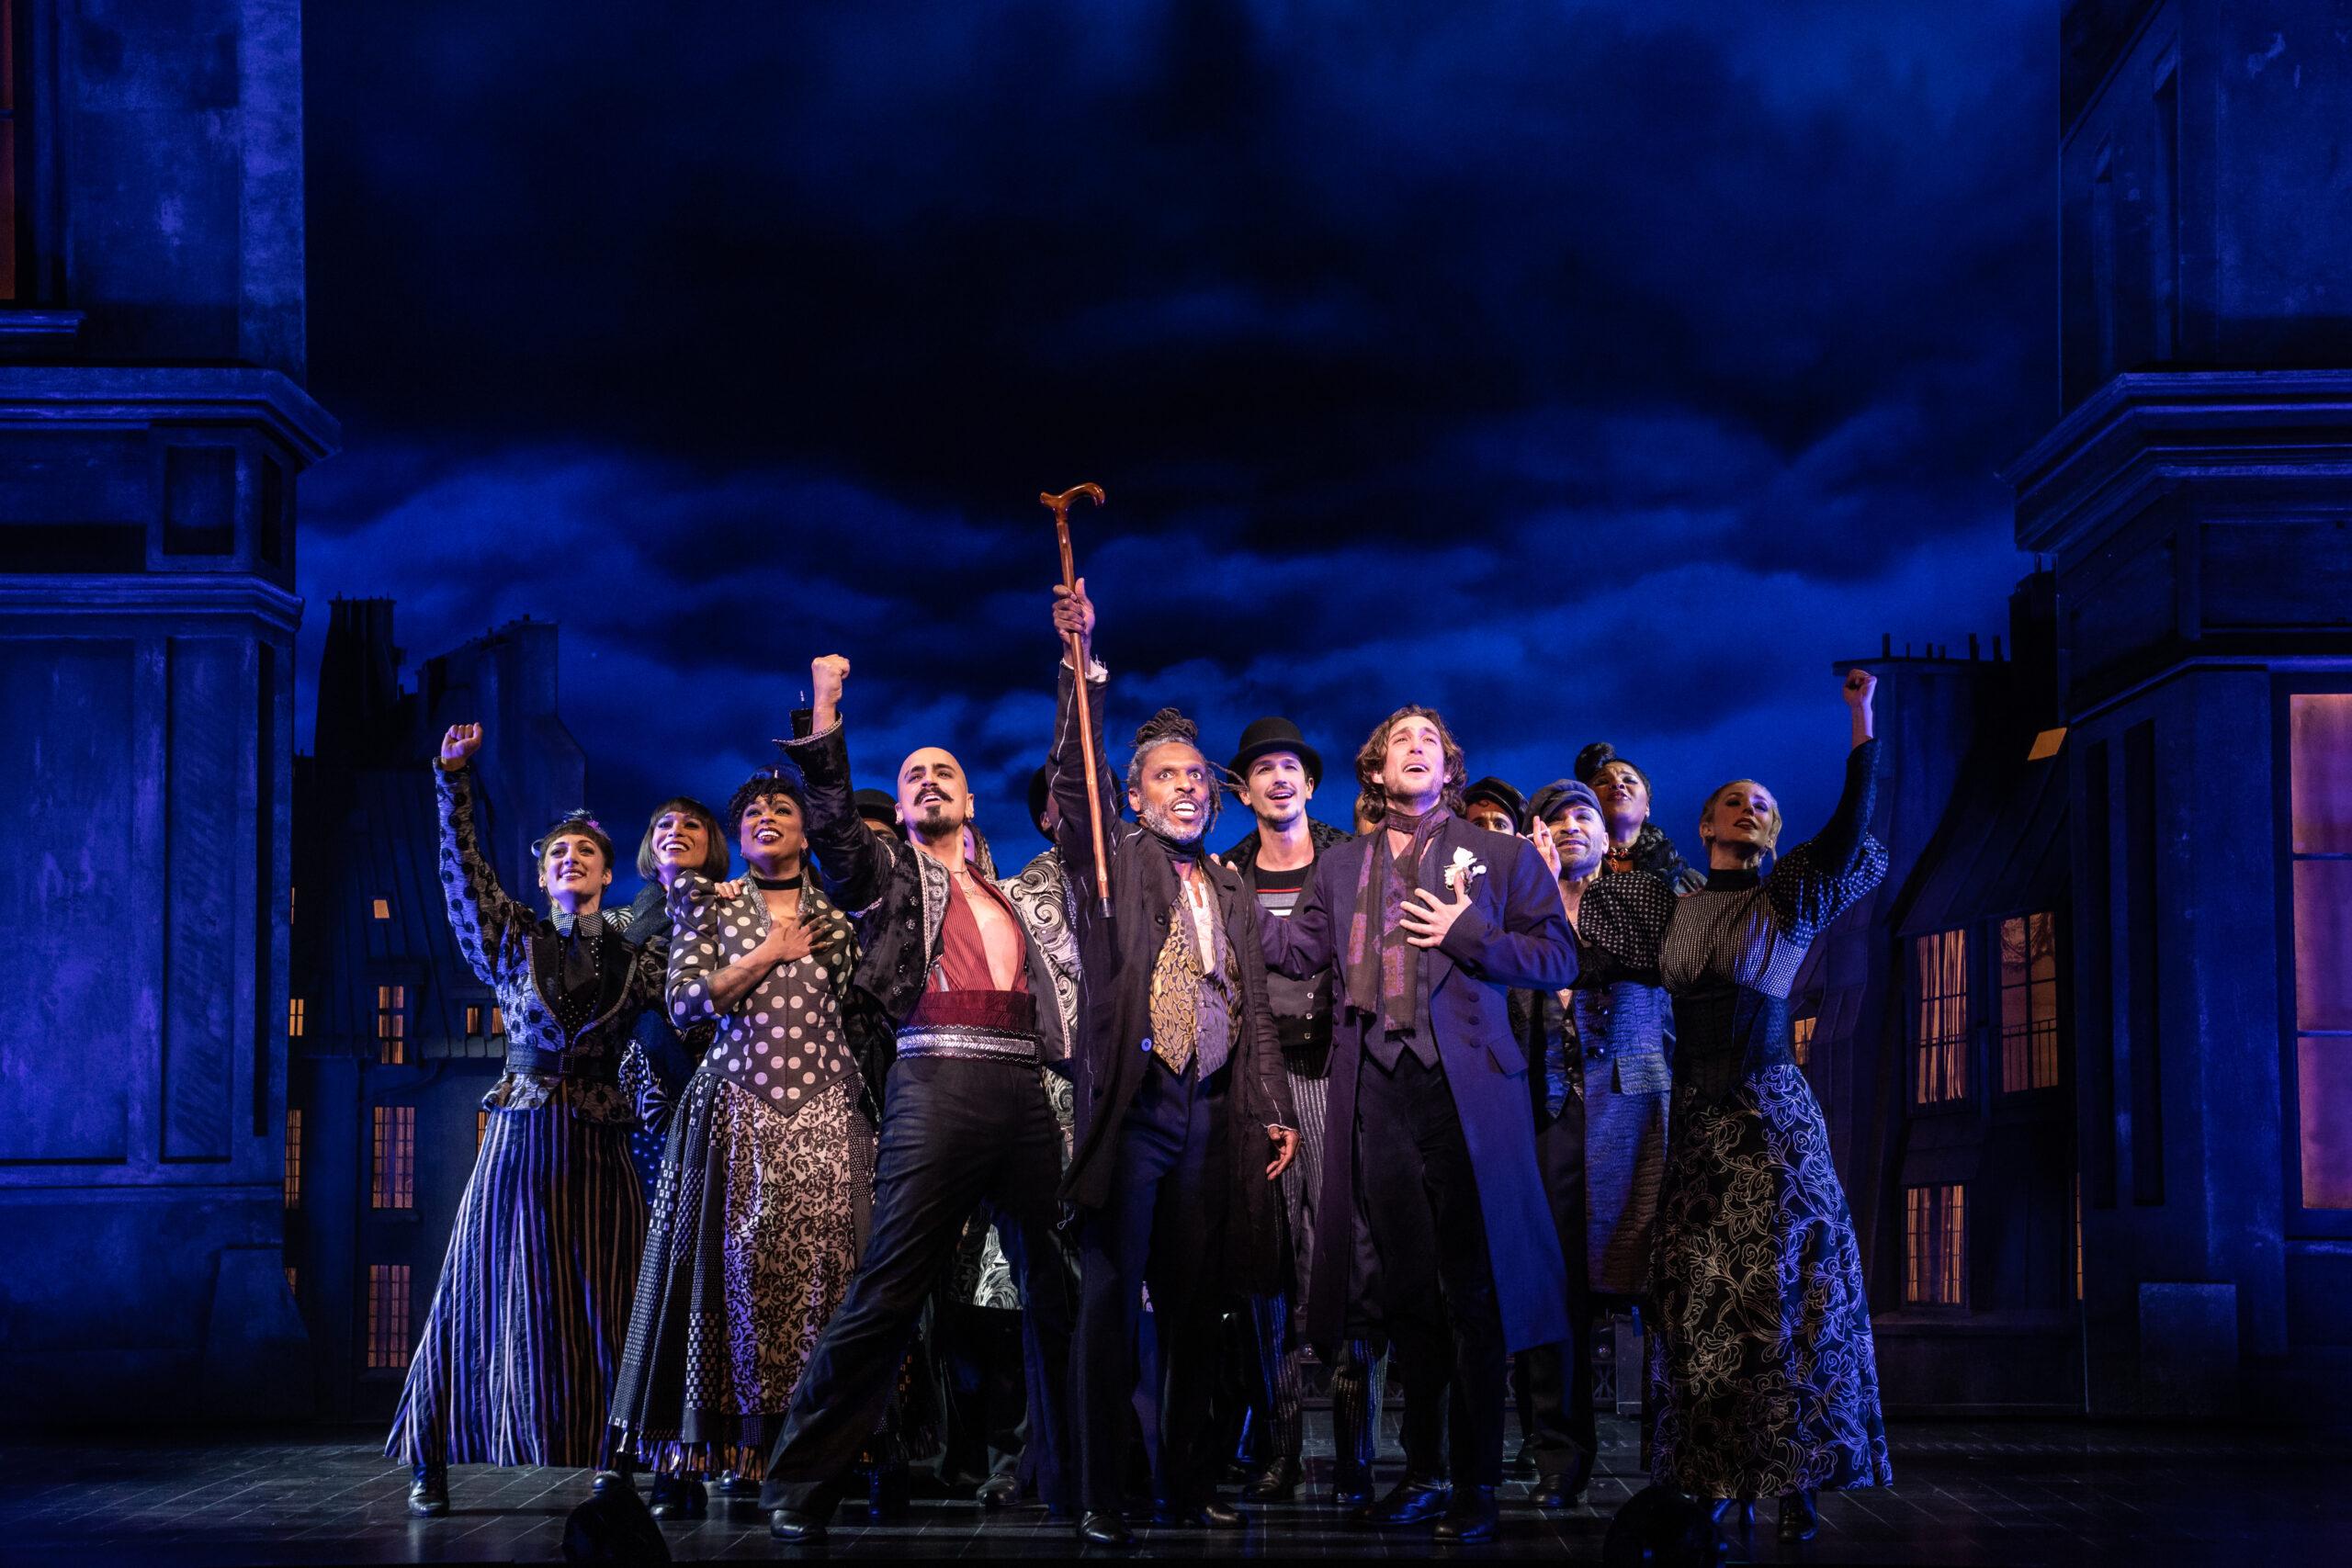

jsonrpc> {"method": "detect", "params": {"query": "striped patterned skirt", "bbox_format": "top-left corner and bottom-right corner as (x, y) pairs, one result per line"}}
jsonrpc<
(385, 1100), (647, 1469)
(607, 1072), (871, 1480)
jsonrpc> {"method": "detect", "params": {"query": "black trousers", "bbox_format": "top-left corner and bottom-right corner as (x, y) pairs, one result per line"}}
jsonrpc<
(1074, 1055), (1231, 1517)
(1512, 1094), (1598, 1475)
(1358, 1047), (1508, 1488)
(760, 1055), (1073, 1517)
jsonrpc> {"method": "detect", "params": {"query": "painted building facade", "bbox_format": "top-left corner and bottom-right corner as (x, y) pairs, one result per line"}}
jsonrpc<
(0, 0), (337, 1419)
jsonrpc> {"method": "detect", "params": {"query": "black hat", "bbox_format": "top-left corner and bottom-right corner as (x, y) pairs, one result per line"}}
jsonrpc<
(1028, 766), (1054, 841)
(1228, 716), (1322, 787)
(1462, 776), (1527, 829)
(853, 788), (897, 826)
(1528, 778), (1602, 825)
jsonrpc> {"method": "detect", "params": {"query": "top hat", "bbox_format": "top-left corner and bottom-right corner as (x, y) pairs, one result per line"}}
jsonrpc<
(1228, 716), (1323, 787)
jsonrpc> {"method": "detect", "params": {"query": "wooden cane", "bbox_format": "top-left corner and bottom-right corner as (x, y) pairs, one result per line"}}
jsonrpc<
(1042, 483), (1112, 916)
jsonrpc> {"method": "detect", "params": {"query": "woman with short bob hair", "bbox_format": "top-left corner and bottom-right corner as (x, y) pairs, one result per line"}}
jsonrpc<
(390, 724), (667, 1517)
(1576, 671), (1893, 1546)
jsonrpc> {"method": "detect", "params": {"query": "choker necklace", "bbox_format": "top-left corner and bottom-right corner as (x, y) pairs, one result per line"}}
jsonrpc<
(750, 873), (803, 890)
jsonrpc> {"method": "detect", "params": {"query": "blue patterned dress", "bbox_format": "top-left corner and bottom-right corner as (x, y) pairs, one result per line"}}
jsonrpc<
(1578, 739), (1893, 1501)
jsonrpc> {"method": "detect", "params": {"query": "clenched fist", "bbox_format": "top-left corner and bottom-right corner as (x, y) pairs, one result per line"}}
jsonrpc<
(440, 723), (483, 771)
(810, 655), (852, 728)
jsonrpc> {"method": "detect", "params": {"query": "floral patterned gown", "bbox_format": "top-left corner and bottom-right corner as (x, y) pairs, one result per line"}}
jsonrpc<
(606, 872), (877, 1481)
(1577, 739), (1893, 1501)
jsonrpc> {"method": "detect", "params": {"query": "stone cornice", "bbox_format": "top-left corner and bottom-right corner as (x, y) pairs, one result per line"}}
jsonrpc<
(0, 574), (304, 635)
(0, 366), (340, 462)
(2007, 370), (2352, 557)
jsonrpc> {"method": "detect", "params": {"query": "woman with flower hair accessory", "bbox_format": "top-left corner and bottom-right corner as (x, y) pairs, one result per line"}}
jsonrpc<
(389, 723), (667, 1517)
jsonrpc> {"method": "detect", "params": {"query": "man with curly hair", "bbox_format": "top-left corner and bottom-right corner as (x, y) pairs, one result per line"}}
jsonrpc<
(1250, 700), (1581, 1544)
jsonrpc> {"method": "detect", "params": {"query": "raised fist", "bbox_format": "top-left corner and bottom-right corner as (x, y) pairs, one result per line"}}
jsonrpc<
(1842, 668), (1878, 709)
(810, 655), (851, 710)
(440, 723), (483, 768)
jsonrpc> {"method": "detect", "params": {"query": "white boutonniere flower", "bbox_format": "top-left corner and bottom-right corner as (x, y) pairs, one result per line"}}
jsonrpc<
(1442, 846), (1488, 893)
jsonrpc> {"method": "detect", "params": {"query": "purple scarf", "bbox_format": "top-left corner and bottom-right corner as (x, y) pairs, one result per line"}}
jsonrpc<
(1345, 804), (1451, 1039)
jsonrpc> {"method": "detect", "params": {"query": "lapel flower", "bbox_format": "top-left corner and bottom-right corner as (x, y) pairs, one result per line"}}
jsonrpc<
(1442, 845), (1489, 893)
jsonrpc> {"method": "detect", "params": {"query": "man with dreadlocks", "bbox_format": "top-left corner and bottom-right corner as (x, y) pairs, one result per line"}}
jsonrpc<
(1046, 580), (1299, 1550)
(757, 657), (1080, 1544)
(1250, 701), (1579, 1545)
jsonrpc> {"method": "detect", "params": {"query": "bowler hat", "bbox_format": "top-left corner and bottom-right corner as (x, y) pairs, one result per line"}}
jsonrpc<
(1228, 716), (1323, 787)
(853, 788), (897, 826)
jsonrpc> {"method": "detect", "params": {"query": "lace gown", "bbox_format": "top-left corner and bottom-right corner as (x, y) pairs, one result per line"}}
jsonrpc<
(1578, 739), (1894, 1500)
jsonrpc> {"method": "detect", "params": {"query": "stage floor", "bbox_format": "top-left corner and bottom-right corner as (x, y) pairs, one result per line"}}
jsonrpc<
(3, 1414), (2345, 1566)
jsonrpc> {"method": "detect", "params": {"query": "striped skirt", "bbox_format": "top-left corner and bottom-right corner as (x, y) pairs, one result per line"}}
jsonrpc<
(385, 1100), (647, 1469)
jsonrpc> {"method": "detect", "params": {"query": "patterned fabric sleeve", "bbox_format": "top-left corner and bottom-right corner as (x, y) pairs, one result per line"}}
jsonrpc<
(663, 870), (730, 1027)
(433, 762), (531, 990)
(1576, 870), (1678, 983)
(1767, 738), (1890, 941)
(617, 1038), (673, 1135)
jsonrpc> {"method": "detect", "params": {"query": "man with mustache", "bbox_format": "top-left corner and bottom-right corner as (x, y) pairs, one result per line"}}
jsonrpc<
(757, 657), (1080, 1543)
(1250, 700), (1579, 1544)
(1047, 581), (1300, 1549)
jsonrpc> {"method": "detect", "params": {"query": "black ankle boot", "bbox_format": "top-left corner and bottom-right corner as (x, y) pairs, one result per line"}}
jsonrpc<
(1242, 1456), (1303, 1502)
(1778, 1486), (1819, 1543)
(407, 1462), (448, 1517)
(1362, 1476), (1450, 1527)
(1431, 1484), (1498, 1543)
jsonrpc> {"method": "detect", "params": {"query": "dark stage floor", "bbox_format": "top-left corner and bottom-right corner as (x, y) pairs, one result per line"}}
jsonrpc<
(3, 1415), (2346, 1567)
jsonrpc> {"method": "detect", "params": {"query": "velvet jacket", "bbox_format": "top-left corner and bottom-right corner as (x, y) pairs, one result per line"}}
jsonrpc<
(1255, 811), (1577, 1353)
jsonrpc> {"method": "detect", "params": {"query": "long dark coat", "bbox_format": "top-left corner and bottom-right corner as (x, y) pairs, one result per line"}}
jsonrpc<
(1256, 815), (1577, 1354)
(1047, 663), (1299, 1297)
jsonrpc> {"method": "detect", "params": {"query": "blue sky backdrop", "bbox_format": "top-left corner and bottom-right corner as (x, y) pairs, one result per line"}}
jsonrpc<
(298, 0), (2056, 859)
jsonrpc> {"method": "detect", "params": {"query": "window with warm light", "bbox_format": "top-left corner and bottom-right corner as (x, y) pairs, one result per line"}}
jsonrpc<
(2289, 694), (2352, 1212)
(372, 897), (391, 920)
(282, 1109), (302, 1210)
(477, 1109), (491, 1147)
(1913, 931), (1969, 1104)
(287, 997), (306, 1038)
(466, 1005), (481, 1035)
(372, 1106), (415, 1210)
(1792, 1014), (1816, 1067)
(1904, 1184), (1966, 1306)
(367, 1265), (413, 1370)
(489, 1005), (505, 1036)
(377, 985), (406, 1065)
(1998, 912), (2061, 1092)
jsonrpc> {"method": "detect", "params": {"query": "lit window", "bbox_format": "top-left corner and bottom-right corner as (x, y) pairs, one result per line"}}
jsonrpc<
(282, 1109), (302, 1210)
(377, 985), (406, 1065)
(489, 1005), (505, 1036)
(477, 1109), (491, 1147)
(366, 1264), (413, 1370)
(2290, 694), (2352, 1210)
(1913, 931), (1969, 1104)
(287, 997), (306, 1038)
(1903, 1183), (1966, 1306)
(372, 897), (391, 920)
(465, 1004), (481, 1035)
(1792, 1013), (1816, 1067)
(1998, 913), (2062, 1092)
(285, 1265), (297, 1297)
(371, 1106), (416, 1210)
(2027, 727), (2068, 762)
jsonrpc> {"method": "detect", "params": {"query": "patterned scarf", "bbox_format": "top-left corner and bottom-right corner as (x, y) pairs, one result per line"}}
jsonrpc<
(1345, 803), (1451, 1038)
